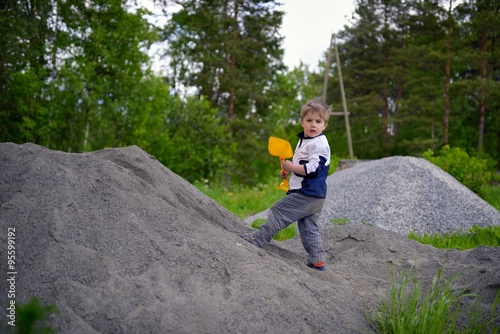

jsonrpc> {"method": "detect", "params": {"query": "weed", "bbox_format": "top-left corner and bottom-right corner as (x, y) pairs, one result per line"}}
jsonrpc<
(331, 217), (350, 225)
(367, 268), (500, 334)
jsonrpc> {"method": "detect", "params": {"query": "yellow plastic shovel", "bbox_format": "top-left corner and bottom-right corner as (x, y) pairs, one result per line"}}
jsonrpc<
(268, 136), (294, 191)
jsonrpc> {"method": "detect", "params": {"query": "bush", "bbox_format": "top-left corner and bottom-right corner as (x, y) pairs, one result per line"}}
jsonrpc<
(423, 145), (491, 195)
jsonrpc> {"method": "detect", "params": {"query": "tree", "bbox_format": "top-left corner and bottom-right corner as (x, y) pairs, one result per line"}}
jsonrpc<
(163, 0), (285, 184)
(0, 0), (53, 144)
(454, 0), (500, 156)
(398, 0), (449, 153)
(53, 0), (159, 152)
(334, 0), (409, 157)
(0, 0), (163, 154)
(156, 95), (234, 184)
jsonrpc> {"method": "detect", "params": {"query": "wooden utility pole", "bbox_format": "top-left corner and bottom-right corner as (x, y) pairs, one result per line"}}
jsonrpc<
(323, 33), (354, 159)
(322, 35), (333, 102)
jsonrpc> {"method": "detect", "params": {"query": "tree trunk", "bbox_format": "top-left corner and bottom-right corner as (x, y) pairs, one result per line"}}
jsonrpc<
(395, 77), (403, 138)
(83, 79), (94, 152)
(478, 33), (488, 153)
(382, 51), (389, 154)
(83, 101), (91, 153)
(443, 0), (452, 145)
(382, 87), (389, 151)
(225, 0), (240, 186)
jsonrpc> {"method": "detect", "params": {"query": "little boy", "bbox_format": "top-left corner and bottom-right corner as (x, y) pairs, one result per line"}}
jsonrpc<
(239, 98), (331, 271)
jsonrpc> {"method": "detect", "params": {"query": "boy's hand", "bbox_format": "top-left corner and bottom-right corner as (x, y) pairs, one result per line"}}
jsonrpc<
(282, 160), (305, 176)
(281, 160), (294, 173)
(280, 169), (288, 179)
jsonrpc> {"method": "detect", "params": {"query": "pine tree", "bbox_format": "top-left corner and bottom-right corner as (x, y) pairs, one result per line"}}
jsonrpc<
(454, 0), (500, 156)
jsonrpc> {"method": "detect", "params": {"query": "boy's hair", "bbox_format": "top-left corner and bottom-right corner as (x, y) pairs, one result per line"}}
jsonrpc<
(300, 98), (331, 125)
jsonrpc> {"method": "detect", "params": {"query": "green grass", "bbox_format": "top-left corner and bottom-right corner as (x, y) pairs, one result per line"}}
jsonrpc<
(367, 268), (500, 334)
(194, 179), (285, 218)
(251, 218), (297, 241)
(331, 217), (350, 225)
(483, 185), (500, 210)
(408, 225), (500, 250)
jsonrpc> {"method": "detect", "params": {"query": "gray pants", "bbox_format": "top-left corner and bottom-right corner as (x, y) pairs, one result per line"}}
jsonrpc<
(252, 192), (326, 264)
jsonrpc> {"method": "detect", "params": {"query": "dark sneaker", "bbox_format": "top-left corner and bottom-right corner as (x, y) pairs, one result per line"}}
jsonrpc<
(307, 263), (325, 271)
(238, 234), (262, 248)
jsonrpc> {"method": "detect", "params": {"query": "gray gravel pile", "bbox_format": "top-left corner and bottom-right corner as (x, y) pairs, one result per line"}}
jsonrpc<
(247, 156), (500, 235)
(1, 144), (499, 333)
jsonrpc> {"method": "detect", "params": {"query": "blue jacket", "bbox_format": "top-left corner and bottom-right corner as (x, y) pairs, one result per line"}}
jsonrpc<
(288, 132), (331, 198)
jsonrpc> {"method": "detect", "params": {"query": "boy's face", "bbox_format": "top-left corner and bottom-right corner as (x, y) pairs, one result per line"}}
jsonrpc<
(301, 111), (327, 138)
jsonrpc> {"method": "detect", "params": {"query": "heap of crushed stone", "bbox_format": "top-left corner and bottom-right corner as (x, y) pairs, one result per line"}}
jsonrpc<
(320, 156), (499, 234)
(1, 143), (499, 334)
(247, 156), (499, 235)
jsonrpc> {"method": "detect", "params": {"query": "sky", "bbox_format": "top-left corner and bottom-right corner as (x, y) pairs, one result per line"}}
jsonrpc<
(278, 0), (356, 71)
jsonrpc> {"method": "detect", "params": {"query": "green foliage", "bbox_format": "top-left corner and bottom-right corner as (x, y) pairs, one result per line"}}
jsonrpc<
(155, 96), (234, 184)
(329, 155), (341, 175)
(492, 173), (500, 184)
(251, 218), (297, 241)
(13, 297), (58, 334)
(408, 225), (500, 250)
(163, 0), (286, 184)
(0, 0), (164, 154)
(423, 145), (491, 195)
(367, 268), (500, 334)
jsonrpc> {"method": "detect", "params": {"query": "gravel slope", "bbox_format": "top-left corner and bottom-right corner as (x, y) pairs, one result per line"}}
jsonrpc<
(1, 144), (499, 333)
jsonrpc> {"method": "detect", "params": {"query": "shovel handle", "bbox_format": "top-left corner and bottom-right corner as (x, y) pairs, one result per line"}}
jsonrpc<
(278, 157), (289, 191)
(279, 179), (289, 191)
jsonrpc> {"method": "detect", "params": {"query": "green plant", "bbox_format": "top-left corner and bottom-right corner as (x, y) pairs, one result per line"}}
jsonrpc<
(7, 297), (59, 334)
(251, 218), (297, 241)
(408, 225), (500, 250)
(331, 217), (350, 225)
(329, 155), (341, 175)
(367, 268), (500, 334)
(423, 145), (491, 196)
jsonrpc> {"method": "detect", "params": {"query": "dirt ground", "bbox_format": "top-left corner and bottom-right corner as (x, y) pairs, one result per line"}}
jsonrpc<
(0, 143), (498, 333)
